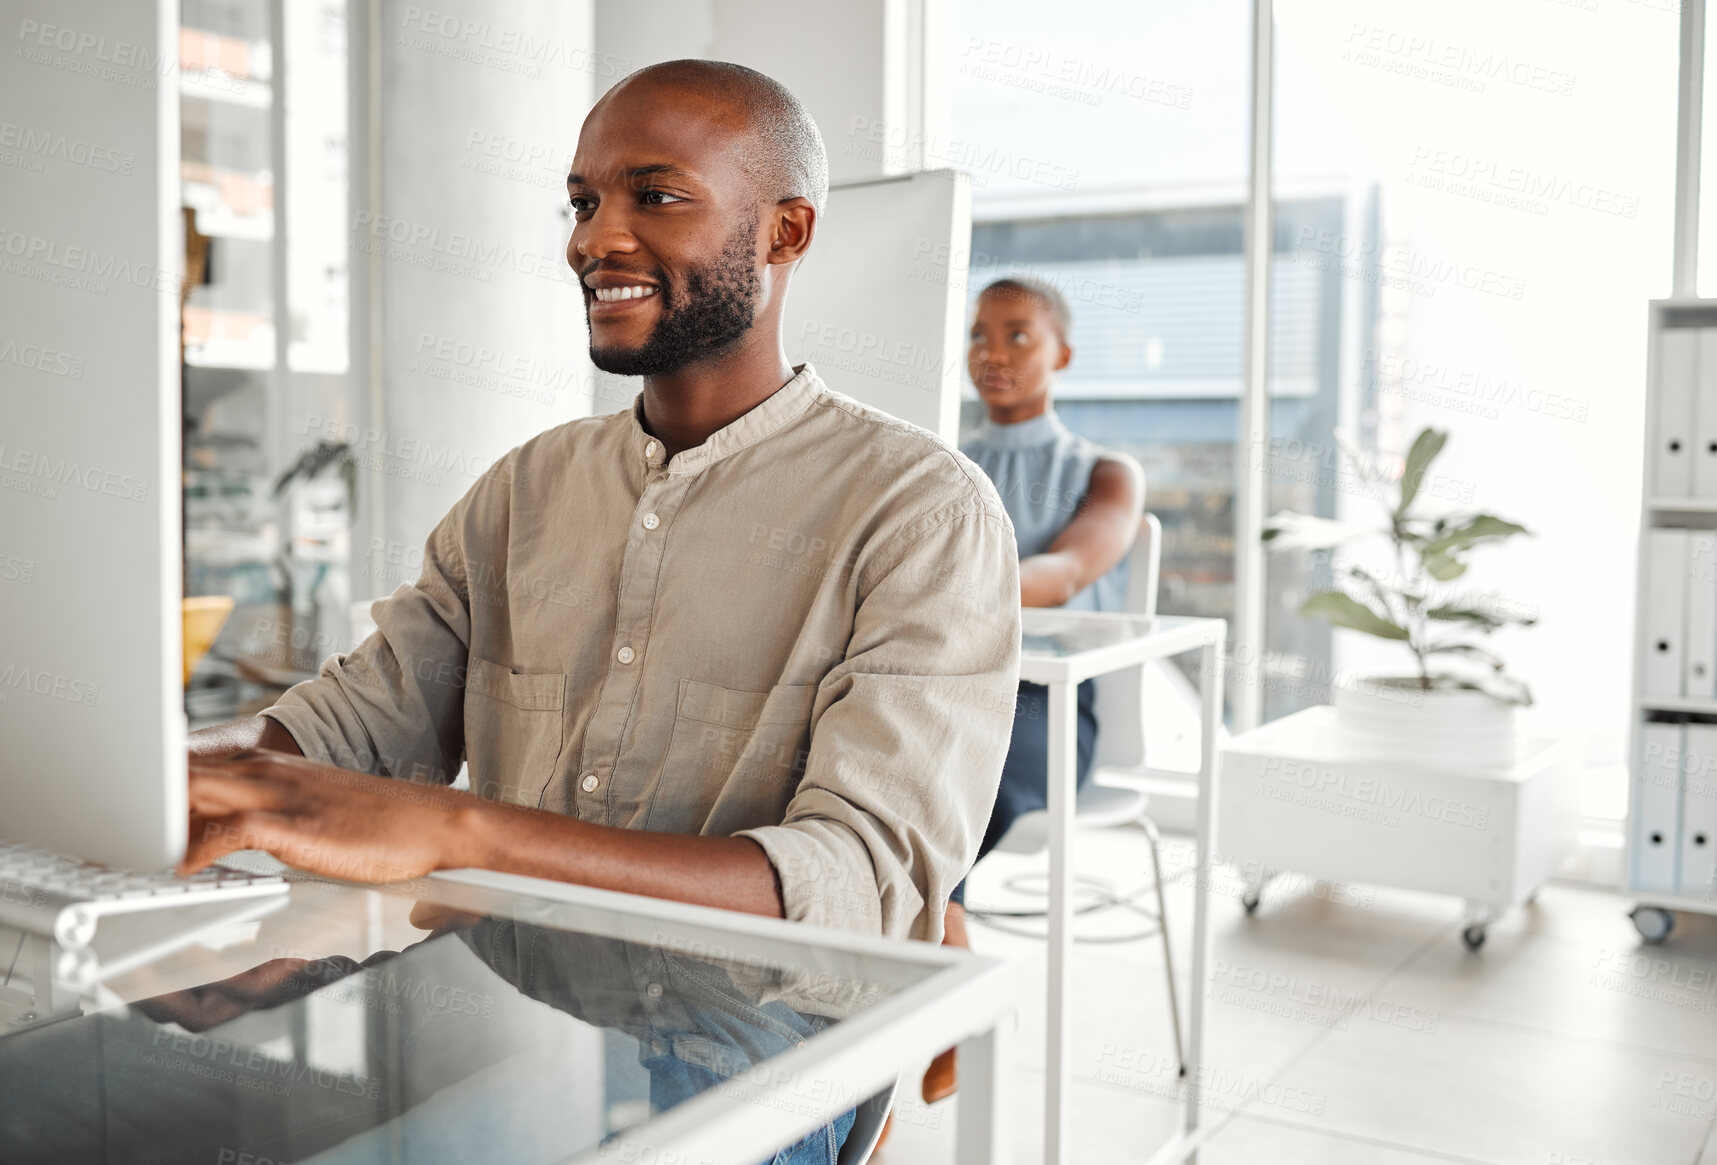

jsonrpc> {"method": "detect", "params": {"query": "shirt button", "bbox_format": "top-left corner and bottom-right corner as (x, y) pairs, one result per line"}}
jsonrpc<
(580, 773), (599, 793)
(646, 982), (664, 999)
(644, 440), (658, 458)
(616, 646), (635, 664)
(642, 513), (659, 530)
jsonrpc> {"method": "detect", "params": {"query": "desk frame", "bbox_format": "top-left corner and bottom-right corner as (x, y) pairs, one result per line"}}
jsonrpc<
(429, 869), (1021, 1165)
(1018, 612), (1226, 1165)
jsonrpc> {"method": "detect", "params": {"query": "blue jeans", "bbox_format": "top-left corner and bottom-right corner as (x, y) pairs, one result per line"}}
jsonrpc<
(952, 678), (1098, 906)
(462, 920), (857, 1165)
(0, 921), (855, 1165)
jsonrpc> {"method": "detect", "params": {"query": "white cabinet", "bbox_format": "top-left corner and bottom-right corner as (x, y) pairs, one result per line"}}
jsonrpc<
(1219, 707), (1577, 948)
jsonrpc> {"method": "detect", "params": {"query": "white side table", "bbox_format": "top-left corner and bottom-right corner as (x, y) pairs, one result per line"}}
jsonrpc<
(1018, 610), (1227, 1165)
(1218, 706), (1578, 949)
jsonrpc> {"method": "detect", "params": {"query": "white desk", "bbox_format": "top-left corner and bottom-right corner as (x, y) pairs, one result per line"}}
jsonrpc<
(0, 865), (1022, 1165)
(1018, 609), (1227, 1165)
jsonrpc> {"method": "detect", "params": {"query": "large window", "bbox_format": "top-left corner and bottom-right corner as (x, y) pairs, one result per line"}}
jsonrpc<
(949, 0), (1359, 728)
(951, 0), (1677, 837)
(1272, 1), (1674, 831)
(961, 198), (1368, 722)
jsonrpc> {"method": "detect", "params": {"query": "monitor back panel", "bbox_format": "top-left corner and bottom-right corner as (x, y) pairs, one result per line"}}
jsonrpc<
(0, 0), (185, 869)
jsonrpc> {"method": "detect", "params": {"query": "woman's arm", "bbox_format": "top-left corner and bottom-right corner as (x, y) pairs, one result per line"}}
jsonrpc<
(1018, 456), (1145, 608)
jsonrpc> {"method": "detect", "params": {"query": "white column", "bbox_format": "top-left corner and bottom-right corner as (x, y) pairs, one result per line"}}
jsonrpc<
(347, 0), (598, 597)
(1233, 0), (1273, 733)
(1675, 0), (1706, 296)
(593, 0), (948, 184)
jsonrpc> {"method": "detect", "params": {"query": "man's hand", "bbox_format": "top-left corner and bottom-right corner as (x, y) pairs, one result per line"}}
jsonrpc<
(182, 750), (472, 882)
(131, 957), (330, 1031)
(182, 749), (787, 919)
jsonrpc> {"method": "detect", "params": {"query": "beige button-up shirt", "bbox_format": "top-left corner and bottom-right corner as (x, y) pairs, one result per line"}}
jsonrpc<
(261, 365), (1021, 942)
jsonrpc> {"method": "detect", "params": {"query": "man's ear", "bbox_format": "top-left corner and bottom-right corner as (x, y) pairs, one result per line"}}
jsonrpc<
(768, 197), (816, 266)
(1055, 342), (1074, 372)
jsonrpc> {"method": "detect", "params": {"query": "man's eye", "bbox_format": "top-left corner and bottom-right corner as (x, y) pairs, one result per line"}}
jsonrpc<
(640, 190), (684, 205)
(1011, 331), (1029, 344)
(567, 196), (595, 216)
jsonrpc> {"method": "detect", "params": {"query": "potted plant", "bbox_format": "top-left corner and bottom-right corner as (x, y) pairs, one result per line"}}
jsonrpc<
(1262, 426), (1535, 767)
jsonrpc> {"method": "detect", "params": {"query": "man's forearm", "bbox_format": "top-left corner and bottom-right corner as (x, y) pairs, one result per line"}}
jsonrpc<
(188, 716), (304, 760)
(447, 798), (787, 919)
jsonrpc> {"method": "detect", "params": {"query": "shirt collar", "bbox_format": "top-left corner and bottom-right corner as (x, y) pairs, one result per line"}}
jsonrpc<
(972, 407), (1065, 451)
(628, 363), (825, 475)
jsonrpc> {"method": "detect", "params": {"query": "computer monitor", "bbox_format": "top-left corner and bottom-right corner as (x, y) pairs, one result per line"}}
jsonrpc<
(0, 0), (187, 870)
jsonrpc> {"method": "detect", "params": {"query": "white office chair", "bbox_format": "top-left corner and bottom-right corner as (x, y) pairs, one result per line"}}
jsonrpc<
(975, 514), (1186, 1071)
(835, 1077), (899, 1165)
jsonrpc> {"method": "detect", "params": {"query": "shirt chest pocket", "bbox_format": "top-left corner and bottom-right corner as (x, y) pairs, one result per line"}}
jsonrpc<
(463, 657), (567, 807)
(644, 679), (817, 835)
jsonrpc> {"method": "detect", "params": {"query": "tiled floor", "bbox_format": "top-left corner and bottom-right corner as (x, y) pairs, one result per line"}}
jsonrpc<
(875, 824), (1717, 1165)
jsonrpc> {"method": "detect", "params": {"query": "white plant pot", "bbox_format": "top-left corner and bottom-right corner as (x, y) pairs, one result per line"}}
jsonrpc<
(1333, 678), (1518, 769)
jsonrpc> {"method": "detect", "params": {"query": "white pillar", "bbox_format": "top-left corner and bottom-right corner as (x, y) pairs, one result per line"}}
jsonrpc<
(347, 0), (598, 598)
(593, 0), (947, 184)
(1675, 0), (1706, 296)
(1233, 0), (1273, 733)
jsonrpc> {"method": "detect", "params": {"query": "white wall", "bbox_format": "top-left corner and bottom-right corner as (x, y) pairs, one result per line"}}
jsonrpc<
(594, 0), (943, 184)
(344, 0), (600, 598)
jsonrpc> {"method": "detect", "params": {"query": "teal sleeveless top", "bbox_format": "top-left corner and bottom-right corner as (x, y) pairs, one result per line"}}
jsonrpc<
(960, 408), (1130, 613)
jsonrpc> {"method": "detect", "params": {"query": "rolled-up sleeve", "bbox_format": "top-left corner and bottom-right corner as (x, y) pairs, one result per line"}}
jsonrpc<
(735, 503), (1021, 943)
(260, 505), (473, 786)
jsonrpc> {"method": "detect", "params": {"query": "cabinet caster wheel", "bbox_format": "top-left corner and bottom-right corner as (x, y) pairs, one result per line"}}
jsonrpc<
(1630, 906), (1675, 945)
(1461, 924), (1486, 951)
(1241, 889), (1261, 916)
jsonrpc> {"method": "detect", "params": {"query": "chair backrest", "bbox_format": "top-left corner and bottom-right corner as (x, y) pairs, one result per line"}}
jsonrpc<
(836, 1077), (900, 1165)
(1092, 513), (1161, 769)
(1125, 512), (1162, 619)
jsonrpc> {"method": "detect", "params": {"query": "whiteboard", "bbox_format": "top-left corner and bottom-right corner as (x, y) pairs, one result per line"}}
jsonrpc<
(784, 169), (973, 443)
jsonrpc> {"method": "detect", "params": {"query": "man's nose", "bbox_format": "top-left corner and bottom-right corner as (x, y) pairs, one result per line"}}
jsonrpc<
(571, 205), (638, 264)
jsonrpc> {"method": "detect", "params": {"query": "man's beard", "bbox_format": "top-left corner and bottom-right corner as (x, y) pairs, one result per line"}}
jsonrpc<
(587, 213), (762, 377)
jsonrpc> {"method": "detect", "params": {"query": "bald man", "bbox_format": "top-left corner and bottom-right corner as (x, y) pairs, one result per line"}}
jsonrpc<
(184, 61), (1021, 946)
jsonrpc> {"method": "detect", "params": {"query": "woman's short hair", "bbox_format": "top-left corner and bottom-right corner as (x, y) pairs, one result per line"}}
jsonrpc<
(979, 276), (1072, 343)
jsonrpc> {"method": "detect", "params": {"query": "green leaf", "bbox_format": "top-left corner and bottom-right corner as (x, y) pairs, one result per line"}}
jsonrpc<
(1299, 591), (1411, 640)
(1395, 428), (1448, 518)
(1422, 549), (1467, 581)
(1425, 603), (1536, 629)
(1422, 514), (1529, 559)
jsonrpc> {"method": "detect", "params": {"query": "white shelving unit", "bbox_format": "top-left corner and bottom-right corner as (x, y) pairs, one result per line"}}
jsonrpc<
(1626, 298), (1717, 942)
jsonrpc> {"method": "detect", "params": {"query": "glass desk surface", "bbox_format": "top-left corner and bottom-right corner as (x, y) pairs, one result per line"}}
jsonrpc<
(0, 869), (973, 1165)
(1019, 609), (1209, 659)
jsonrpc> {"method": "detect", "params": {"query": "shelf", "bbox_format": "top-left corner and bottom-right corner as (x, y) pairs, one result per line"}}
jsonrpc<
(1626, 889), (1717, 915)
(1637, 695), (1717, 715)
(1647, 497), (1717, 513)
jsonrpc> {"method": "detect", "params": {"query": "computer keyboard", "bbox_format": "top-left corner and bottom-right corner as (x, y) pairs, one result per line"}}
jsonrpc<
(0, 840), (288, 950)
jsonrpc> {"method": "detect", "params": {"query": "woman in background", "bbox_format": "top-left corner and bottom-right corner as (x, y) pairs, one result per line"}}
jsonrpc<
(925, 275), (1145, 1103)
